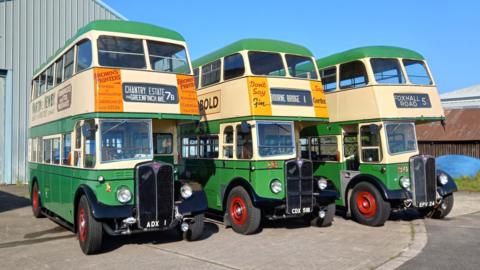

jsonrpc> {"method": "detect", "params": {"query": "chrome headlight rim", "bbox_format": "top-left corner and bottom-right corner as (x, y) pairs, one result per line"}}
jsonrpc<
(116, 186), (132, 204)
(270, 179), (282, 194)
(180, 184), (193, 199)
(438, 173), (449, 186)
(317, 178), (328, 191)
(399, 176), (411, 189)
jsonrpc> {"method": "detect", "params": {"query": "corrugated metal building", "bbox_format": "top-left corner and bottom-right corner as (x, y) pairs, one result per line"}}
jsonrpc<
(441, 84), (480, 109)
(416, 109), (480, 159)
(0, 0), (125, 184)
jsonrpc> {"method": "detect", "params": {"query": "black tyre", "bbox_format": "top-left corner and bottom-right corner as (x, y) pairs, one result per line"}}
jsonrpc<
(309, 203), (336, 227)
(350, 182), (391, 226)
(77, 195), (103, 255)
(226, 186), (261, 235)
(420, 194), (454, 219)
(183, 213), (204, 241)
(31, 181), (44, 218)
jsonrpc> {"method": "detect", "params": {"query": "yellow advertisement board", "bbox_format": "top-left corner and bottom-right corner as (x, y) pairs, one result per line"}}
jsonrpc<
(247, 77), (272, 116)
(93, 68), (124, 112)
(177, 74), (200, 115)
(310, 81), (329, 118)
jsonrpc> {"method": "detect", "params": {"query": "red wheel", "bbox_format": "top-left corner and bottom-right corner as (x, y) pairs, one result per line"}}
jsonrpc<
(350, 182), (391, 226)
(31, 182), (43, 218)
(230, 196), (248, 225)
(77, 195), (103, 254)
(356, 191), (377, 218)
(226, 187), (261, 235)
(78, 207), (87, 243)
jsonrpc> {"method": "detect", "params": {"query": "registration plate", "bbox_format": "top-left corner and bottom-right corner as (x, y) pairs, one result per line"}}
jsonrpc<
(290, 207), (312, 214)
(417, 201), (436, 208)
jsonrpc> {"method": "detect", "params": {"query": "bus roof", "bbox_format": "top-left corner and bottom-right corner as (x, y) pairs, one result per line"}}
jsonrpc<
(316, 46), (425, 70)
(192, 38), (314, 68)
(34, 20), (185, 76)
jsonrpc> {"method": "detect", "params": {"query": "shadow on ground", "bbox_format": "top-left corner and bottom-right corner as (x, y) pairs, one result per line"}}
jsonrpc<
(0, 189), (30, 213)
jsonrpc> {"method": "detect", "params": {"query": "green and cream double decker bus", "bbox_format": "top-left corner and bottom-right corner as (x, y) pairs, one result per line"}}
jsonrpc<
(28, 20), (207, 254)
(178, 39), (338, 235)
(300, 46), (457, 226)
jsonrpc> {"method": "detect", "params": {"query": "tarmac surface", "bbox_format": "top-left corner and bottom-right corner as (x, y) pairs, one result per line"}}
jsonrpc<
(0, 185), (479, 270)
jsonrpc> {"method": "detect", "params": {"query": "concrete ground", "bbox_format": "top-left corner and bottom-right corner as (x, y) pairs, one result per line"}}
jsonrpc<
(0, 185), (478, 270)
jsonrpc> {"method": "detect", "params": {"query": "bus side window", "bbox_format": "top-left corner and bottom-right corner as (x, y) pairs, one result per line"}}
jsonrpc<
(153, 133), (173, 155)
(343, 133), (359, 170)
(236, 124), (252, 159)
(320, 67), (337, 92)
(63, 47), (75, 80)
(360, 125), (382, 162)
(199, 136), (219, 158)
(223, 126), (234, 159)
(43, 139), (52, 164)
(339, 61), (368, 89)
(201, 60), (221, 87)
(38, 138), (44, 163)
(52, 138), (60, 165)
(76, 39), (92, 73)
(310, 136), (338, 162)
(300, 138), (309, 159)
(62, 133), (72, 165)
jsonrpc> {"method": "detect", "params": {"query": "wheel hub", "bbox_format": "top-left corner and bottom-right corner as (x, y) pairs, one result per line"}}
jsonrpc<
(356, 191), (377, 218)
(230, 197), (248, 225)
(78, 208), (87, 242)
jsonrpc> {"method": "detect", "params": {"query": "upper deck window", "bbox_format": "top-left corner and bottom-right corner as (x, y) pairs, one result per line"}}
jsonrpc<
(201, 60), (221, 87)
(320, 67), (337, 92)
(46, 65), (54, 90)
(98, 36), (146, 69)
(63, 47), (75, 80)
(285, 54), (318, 79)
(248, 51), (286, 77)
(76, 39), (92, 73)
(55, 58), (63, 85)
(403, 59), (432, 85)
(370, 58), (405, 84)
(147, 41), (190, 74)
(223, 53), (245, 80)
(340, 61), (368, 89)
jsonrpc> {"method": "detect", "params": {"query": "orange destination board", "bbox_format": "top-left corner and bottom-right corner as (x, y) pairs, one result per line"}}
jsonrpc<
(93, 68), (124, 112)
(177, 74), (200, 115)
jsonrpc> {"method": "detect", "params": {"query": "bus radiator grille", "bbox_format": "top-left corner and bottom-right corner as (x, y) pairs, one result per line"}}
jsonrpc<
(285, 159), (314, 215)
(410, 155), (437, 207)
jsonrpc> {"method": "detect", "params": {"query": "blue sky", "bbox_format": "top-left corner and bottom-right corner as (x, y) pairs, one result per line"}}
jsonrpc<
(104, 0), (479, 93)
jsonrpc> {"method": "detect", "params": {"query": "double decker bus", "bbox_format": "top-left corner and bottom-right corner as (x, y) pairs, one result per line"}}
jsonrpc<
(28, 20), (207, 254)
(178, 39), (338, 235)
(300, 46), (457, 226)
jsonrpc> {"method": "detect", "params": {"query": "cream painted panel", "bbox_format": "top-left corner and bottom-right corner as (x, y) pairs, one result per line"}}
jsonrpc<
(326, 87), (380, 123)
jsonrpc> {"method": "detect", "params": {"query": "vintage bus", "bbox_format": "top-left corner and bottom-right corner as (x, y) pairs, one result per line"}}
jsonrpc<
(28, 20), (207, 254)
(177, 39), (338, 235)
(300, 46), (457, 226)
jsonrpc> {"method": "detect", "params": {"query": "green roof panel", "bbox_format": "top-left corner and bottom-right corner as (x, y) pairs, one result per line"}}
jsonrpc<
(34, 20), (185, 75)
(316, 46), (425, 70)
(192, 38), (314, 68)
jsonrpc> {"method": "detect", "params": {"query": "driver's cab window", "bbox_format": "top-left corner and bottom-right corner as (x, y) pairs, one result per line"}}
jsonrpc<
(223, 126), (234, 158)
(236, 123), (252, 159)
(343, 131), (359, 170)
(83, 119), (97, 168)
(74, 122), (82, 167)
(360, 124), (382, 162)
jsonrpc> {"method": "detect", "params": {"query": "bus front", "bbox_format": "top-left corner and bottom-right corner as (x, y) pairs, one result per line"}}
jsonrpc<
(182, 39), (338, 235)
(301, 46), (457, 226)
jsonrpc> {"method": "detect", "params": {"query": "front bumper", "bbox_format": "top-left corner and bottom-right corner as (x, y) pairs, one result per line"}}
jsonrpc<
(88, 190), (207, 236)
(386, 181), (457, 208)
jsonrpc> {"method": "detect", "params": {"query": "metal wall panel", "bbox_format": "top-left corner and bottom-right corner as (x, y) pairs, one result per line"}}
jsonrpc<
(0, 0), (124, 184)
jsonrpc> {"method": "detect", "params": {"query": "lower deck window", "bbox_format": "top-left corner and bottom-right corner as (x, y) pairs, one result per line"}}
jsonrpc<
(154, 133), (173, 154)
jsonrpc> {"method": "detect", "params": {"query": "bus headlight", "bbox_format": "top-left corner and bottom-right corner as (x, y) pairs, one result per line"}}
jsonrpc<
(180, 184), (193, 199)
(400, 176), (411, 189)
(116, 186), (132, 204)
(270, 179), (282, 194)
(438, 173), (449, 186)
(317, 178), (328, 190)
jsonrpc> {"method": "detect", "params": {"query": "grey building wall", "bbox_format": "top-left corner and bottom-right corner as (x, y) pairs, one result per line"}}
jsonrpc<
(0, 0), (125, 184)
